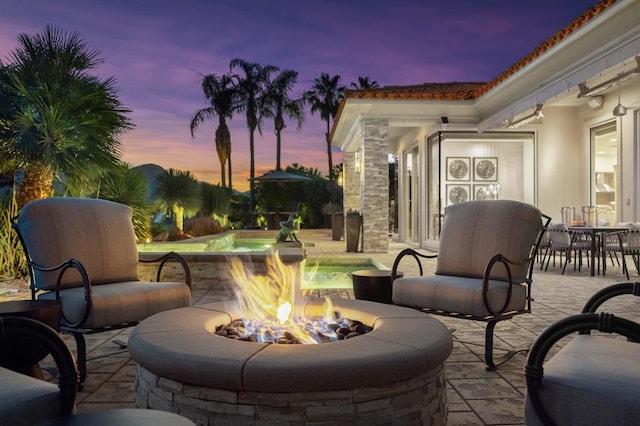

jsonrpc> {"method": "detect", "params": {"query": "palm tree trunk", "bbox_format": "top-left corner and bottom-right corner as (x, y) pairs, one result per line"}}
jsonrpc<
(17, 162), (54, 209)
(249, 129), (256, 210)
(227, 150), (232, 190)
(325, 116), (333, 179)
(276, 130), (282, 171)
(173, 204), (185, 233)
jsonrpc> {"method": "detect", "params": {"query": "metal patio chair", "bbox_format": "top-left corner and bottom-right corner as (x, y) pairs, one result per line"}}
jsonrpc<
(391, 199), (550, 370)
(524, 282), (640, 425)
(12, 197), (192, 384)
(0, 316), (77, 425)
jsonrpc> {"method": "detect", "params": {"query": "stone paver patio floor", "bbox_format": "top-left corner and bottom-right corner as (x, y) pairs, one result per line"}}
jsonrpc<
(3, 230), (638, 425)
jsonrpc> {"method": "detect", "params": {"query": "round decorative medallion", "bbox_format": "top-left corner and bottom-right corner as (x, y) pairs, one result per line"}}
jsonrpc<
(475, 159), (496, 179)
(448, 159), (468, 179)
(448, 186), (468, 204)
(475, 187), (489, 200)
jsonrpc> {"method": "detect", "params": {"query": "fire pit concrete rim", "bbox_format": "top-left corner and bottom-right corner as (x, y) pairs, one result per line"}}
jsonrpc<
(129, 298), (453, 392)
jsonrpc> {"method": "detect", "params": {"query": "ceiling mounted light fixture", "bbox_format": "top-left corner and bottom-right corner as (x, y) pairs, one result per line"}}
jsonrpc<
(578, 56), (640, 98)
(612, 82), (627, 117)
(507, 104), (544, 129)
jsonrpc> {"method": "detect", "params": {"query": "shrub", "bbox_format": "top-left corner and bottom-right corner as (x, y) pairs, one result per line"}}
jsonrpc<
(0, 192), (27, 279)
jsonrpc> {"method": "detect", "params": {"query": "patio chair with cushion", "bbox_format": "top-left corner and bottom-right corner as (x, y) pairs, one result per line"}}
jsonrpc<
(0, 316), (196, 426)
(0, 316), (77, 426)
(12, 197), (192, 384)
(391, 199), (550, 370)
(524, 282), (640, 425)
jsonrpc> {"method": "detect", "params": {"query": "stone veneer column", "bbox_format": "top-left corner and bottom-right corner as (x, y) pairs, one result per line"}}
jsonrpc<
(342, 150), (360, 215)
(361, 118), (389, 253)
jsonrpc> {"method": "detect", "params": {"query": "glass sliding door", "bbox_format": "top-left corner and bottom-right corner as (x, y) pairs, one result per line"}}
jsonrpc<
(591, 121), (618, 225)
(426, 131), (535, 244)
(404, 146), (419, 243)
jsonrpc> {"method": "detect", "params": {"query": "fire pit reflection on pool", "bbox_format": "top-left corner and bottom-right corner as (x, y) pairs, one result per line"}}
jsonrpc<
(129, 298), (453, 425)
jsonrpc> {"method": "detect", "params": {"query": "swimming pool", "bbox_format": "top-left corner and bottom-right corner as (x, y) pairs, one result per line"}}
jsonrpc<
(137, 231), (383, 291)
(302, 261), (378, 290)
(138, 233), (274, 253)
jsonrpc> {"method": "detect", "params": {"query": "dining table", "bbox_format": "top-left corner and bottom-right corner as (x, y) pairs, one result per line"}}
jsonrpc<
(567, 225), (628, 276)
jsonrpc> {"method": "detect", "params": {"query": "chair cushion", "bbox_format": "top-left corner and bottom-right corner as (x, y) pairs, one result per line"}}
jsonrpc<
(436, 200), (543, 283)
(392, 274), (527, 317)
(524, 335), (640, 426)
(0, 366), (66, 426)
(38, 281), (191, 329)
(14, 197), (140, 290)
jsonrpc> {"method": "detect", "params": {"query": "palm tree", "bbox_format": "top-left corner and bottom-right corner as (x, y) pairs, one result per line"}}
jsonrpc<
(229, 58), (278, 209)
(0, 25), (132, 208)
(263, 69), (305, 171)
(304, 73), (345, 180)
(97, 164), (153, 241)
(350, 76), (380, 90)
(190, 73), (237, 189)
(153, 168), (201, 235)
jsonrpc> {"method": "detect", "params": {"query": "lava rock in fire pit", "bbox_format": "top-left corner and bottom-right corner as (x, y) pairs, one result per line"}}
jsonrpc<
(215, 314), (373, 344)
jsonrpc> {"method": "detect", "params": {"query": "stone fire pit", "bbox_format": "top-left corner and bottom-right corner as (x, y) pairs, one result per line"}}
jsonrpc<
(129, 298), (453, 425)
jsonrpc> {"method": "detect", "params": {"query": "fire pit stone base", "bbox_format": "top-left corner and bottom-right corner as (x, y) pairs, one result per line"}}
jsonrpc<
(130, 299), (452, 425)
(135, 363), (447, 425)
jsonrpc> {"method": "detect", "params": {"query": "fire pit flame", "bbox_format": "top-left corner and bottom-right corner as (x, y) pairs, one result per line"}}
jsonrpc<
(225, 253), (366, 344)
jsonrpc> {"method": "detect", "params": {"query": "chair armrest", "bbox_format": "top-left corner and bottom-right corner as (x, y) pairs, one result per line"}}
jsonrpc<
(582, 282), (640, 314)
(524, 312), (640, 426)
(481, 253), (534, 315)
(29, 258), (92, 327)
(0, 316), (78, 416)
(139, 251), (192, 289)
(391, 248), (437, 280)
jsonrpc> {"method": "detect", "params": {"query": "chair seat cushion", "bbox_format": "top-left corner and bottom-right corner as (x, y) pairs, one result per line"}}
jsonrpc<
(524, 335), (640, 426)
(39, 281), (191, 329)
(392, 274), (526, 318)
(0, 366), (65, 425)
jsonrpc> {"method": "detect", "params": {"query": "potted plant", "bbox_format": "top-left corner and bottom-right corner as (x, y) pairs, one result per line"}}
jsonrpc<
(345, 209), (362, 252)
(322, 202), (343, 241)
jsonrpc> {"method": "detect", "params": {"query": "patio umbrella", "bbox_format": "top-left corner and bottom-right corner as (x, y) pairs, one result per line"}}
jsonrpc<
(251, 170), (312, 183)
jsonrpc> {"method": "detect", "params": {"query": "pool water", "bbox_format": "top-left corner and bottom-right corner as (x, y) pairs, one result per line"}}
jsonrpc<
(138, 237), (275, 253)
(302, 264), (378, 290)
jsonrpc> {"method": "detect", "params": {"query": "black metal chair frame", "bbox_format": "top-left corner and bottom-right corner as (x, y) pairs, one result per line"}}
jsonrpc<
(391, 213), (551, 371)
(541, 226), (592, 274)
(0, 316), (78, 417)
(524, 282), (640, 426)
(12, 217), (191, 384)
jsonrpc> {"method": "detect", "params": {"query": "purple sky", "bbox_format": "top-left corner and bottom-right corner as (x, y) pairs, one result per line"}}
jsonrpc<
(0, 0), (598, 191)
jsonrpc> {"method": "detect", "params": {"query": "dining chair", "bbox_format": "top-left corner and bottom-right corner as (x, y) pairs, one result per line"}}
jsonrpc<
(542, 224), (592, 274)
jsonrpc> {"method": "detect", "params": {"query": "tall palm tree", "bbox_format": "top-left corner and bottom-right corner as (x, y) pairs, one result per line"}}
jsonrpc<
(304, 73), (345, 180)
(229, 58), (278, 209)
(153, 168), (201, 235)
(0, 25), (132, 208)
(350, 76), (380, 90)
(263, 69), (305, 171)
(190, 73), (237, 189)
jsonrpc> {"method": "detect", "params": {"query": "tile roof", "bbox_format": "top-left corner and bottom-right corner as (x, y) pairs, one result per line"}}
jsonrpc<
(342, 0), (619, 103)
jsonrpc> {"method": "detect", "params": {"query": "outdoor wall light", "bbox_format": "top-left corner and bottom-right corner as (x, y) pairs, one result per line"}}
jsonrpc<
(612, 83), (627, 117)
(354, 148), (361, 174)
(507, 104), (544, 129)
(578, 55), (640, 98)
(586, 95), (604, 109)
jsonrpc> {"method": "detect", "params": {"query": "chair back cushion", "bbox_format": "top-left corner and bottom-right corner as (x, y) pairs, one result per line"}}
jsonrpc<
(435, 200), (543, 282)
(14, 197), (140, 290)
